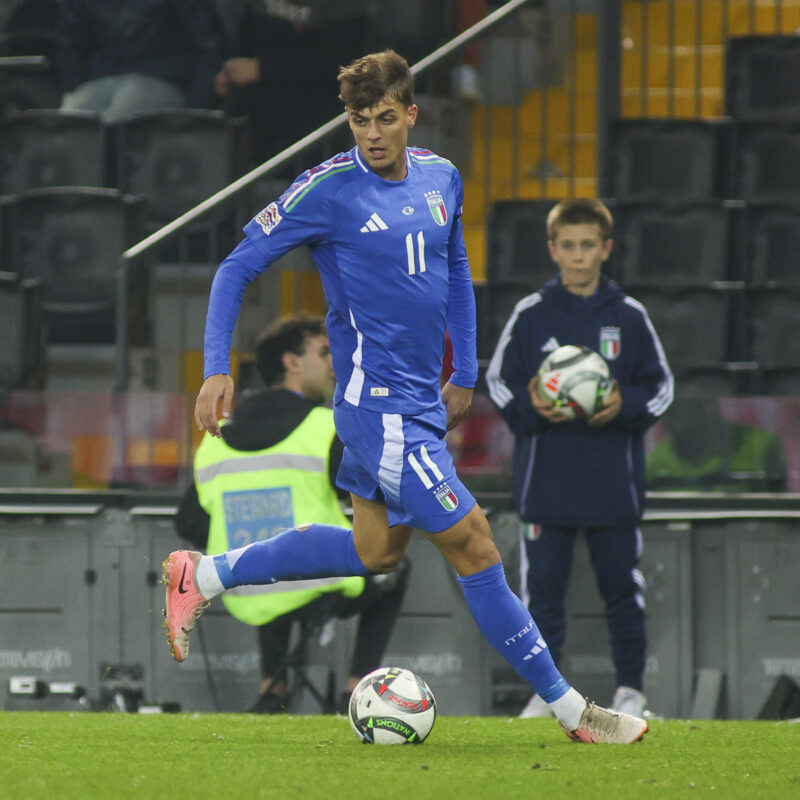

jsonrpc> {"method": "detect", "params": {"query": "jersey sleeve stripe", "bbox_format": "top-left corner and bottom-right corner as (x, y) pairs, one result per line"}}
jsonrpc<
(282, 159), (356, 211)
(409, 149), (454, 168)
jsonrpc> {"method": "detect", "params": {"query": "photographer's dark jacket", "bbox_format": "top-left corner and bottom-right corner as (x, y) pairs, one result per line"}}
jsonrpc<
(486, 276), (673, 526)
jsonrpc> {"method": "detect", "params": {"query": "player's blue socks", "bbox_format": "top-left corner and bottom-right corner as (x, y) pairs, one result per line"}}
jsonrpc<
(457, 562), (569, 702)
(212, 524), (369, 589)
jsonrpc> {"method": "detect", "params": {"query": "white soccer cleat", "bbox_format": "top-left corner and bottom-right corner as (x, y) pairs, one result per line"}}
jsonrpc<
(612, 686), (648, 718)
(519, 693), (552, 719)
(162, 550), (209, 662)
(560, 699), (649, 744)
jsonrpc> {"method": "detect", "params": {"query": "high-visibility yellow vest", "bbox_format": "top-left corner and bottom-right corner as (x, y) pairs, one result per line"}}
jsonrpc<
(195, 406), (364, 625)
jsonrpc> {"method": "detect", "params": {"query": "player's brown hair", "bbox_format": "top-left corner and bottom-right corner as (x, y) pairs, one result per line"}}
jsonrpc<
(546, 198), (614, 241)
(338, 49), (414, 111)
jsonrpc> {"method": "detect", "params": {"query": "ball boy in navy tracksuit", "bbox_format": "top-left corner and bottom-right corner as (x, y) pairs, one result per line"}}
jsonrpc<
(487, 198), (673, 718)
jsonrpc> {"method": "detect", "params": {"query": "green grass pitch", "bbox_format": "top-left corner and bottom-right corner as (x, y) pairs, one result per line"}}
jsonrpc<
(1, 712), (798, 799)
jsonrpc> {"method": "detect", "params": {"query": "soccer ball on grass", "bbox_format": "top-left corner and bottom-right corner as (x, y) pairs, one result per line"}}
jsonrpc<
(537, 344), (611, 420)
(348, 666), (437, 744)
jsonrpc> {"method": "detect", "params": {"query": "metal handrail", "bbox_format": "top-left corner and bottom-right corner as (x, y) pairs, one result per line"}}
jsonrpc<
(114, 0), (536, 389)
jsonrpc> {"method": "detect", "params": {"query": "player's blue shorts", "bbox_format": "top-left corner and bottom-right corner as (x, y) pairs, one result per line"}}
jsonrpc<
(333, 400), (476, 533)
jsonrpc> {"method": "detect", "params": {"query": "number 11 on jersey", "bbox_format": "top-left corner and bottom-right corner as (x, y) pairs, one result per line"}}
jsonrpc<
(406, 231), (426, 275)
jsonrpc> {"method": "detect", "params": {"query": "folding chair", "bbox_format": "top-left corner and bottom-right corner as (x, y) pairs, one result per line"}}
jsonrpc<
(259, 594), (339, 714)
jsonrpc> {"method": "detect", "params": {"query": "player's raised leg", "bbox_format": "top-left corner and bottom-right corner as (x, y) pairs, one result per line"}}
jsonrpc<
(162, 520), (374, 661)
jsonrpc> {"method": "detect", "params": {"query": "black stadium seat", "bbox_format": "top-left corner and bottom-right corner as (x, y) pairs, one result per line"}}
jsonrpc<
(615, 202), (732, 286)
(0, 269), (43, 387)
(747, 288), (800, 368)
(487, 200), (555, 286)
(0, 56), (59, 117)
(734, 121), (800, 203)
(111, 109), (247, 224)
(608, 118), (731, 202)
(0, 109), (107, 194)
(725, 35), (800, 119)
(8, 187), (146, 343)
(739, 203), (800, 286)
(626, 285), (738, 370)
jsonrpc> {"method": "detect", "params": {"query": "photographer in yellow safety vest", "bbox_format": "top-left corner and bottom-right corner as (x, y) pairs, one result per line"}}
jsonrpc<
(176, 314), (408, 713)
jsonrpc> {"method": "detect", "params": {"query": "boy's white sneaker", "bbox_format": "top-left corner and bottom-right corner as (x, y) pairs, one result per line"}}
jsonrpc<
(518, 693), (552, 718)
(452, 64), (482, 103)
(612, 686), (648, 718)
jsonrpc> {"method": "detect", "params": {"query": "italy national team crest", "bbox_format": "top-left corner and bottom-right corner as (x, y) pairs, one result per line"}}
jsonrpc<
(600, 326), (621, 359)
(425, 191), (447, 226)
(434, 482), (459, 511)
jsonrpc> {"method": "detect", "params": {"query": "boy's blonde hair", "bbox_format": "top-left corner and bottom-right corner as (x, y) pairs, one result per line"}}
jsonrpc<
(546, 198), (614, 241)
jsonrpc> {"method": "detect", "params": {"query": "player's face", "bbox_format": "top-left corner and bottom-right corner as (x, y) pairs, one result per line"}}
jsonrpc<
(296, 334), (336, 401)
(347, 97), (418, 181)
(548, 223), (613, 297)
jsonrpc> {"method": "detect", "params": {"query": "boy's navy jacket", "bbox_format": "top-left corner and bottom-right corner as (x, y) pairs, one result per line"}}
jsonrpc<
(487, 276), (673, 527)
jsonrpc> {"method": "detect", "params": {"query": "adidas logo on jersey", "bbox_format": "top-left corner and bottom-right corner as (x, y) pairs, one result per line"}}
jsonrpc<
(360, 212), (388, 233)
(541, 337), (560, 353)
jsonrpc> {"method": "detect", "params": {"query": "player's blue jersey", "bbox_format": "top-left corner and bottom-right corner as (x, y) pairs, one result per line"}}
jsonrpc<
(206, 145), (478, 425)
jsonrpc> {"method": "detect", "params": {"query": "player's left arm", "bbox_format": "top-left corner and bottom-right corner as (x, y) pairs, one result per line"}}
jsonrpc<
(442, 382), (473, 431)
(443, 177), (478, 430)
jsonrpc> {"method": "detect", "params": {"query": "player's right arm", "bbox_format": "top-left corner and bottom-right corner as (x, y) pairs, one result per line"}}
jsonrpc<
(195, 373), (235, 436)
(197, 173), (332, 434)
(197, 237), (271, 435)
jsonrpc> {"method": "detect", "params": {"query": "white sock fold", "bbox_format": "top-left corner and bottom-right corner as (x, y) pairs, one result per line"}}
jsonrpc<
(195, 555), (225, 600)
(547, 687), (585, 730)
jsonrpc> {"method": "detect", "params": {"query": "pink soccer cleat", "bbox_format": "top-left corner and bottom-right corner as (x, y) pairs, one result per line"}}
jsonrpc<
(560, 699), (649, 744)
(162, 550), (209, 662)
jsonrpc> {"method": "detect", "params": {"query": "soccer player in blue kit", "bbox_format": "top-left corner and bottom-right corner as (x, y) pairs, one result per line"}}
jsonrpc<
(163, 49), (647, 743)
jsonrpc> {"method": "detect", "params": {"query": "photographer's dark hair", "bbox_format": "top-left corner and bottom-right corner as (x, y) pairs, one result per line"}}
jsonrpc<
(256, 314), (326, 386)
